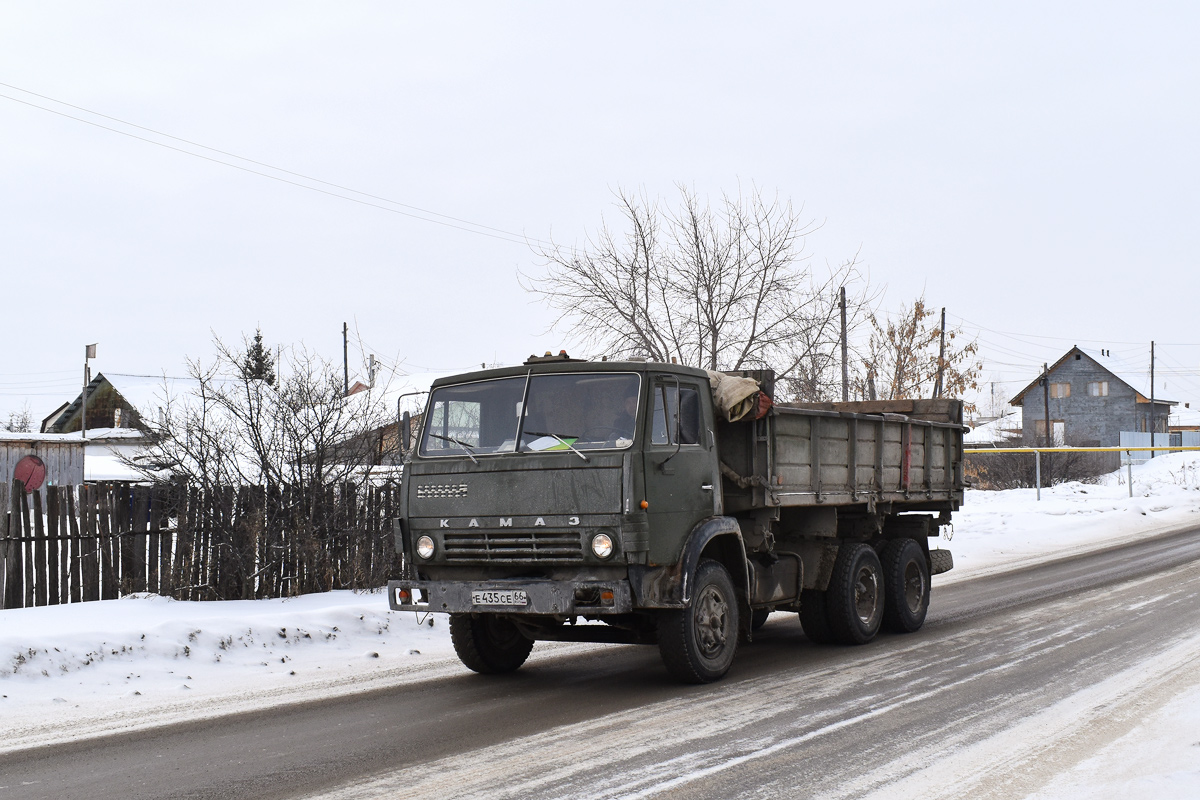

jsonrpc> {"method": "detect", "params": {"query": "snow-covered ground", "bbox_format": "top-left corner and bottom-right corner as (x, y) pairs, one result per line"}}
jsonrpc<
(3, 453), (1200, 795)
(937, 449), (1200, 583)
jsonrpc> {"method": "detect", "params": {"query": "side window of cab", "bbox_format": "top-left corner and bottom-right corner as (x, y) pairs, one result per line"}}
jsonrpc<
(650, 384), (702, 445)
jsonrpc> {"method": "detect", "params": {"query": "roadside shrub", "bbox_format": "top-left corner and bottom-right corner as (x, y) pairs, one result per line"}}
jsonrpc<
(965, 449), (1119, 490)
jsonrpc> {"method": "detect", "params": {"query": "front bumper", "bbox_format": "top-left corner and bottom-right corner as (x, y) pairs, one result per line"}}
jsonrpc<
(387, 578), (634, 615)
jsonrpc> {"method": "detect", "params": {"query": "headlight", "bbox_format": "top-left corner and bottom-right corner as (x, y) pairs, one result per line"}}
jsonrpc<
(591, 533), (614, 559)
(416, 535), (435, 559)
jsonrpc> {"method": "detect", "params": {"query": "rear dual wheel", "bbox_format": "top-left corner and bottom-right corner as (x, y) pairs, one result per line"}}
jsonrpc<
(798, 589), (835, 644)
(881, 538), (930, 633)
(826, 543), (885, 644)
(802, 539), (930, 645)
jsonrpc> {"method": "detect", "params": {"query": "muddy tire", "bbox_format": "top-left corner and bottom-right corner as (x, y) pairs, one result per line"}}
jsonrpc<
(798, 589), (835, 644)
(881, 538), (930, 633)
(751, 608), (771, 631)
(449, 614), (535, 674)
(658, 559), (739, 683)
(826, 543), (885, 645)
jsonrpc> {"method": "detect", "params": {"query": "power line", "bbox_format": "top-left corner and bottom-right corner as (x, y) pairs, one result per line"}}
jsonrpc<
(0, 371), (77, 381)
(0, 83), (552, 249)
(949, 312), (1200, 349)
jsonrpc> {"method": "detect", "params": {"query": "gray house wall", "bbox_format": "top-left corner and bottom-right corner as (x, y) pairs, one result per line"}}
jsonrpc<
(1018, 351), (1170, 446)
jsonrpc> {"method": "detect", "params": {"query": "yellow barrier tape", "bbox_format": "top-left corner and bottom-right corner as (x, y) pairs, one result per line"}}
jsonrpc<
(964, 446), (1200, 454)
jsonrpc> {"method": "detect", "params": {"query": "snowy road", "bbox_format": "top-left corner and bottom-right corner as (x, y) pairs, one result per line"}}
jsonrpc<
(3, 525), (1199, 800)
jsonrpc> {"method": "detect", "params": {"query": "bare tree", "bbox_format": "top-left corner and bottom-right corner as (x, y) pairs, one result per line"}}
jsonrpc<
(120, 334), (400, 598)
(524, 185), (873, 396)
(136, 334), (395, 493)
(4, 402), (33, 433)
(858, 296), (982, 404)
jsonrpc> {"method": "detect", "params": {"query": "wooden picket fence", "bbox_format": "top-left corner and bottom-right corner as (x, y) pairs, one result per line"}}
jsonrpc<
(0, 480), (403, 610)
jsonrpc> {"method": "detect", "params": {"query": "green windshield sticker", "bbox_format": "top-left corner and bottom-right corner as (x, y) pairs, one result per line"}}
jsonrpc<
(526, 435), (579, 452)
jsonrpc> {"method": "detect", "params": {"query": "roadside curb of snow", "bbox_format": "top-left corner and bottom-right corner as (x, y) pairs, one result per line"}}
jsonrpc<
(933, 515), (1200, 587)
(0, 638), (601, 756)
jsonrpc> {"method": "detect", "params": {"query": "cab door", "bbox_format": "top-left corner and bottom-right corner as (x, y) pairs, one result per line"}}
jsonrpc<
(642, 377), (719, 565)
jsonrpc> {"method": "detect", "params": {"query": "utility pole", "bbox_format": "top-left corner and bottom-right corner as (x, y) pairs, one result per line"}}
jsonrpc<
(369, 354), (376, 389)
(839, 286), (849, 402)
(1150, 340), (1156, 459)
(343, 322), (349, 396)
(1042, 362), (1051, 447)
(933, 307), (947, 399)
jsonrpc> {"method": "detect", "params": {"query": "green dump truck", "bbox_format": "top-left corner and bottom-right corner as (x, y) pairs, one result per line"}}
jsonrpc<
(388, 353), (963, 683)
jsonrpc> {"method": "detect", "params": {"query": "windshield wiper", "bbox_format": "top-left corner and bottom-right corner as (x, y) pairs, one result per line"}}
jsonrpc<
(428, 433), (479, 464)
(523, 430), (589, 462)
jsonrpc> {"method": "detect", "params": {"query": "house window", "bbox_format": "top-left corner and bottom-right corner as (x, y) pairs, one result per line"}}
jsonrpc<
(1049, 382), (1071, 399)
(1034, 419), (1066, 445)
(1087, 381), (1108, 397)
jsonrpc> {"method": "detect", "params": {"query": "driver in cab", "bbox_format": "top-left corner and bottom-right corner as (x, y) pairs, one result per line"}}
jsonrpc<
(612, 389), (639, 441)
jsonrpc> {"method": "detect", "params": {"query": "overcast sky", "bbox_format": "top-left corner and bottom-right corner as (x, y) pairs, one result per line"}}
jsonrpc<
(2, 3), (1198, 421)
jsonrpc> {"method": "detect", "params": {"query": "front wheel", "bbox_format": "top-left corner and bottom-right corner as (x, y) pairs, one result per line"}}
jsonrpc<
(826, 543), (885, 645)
(449, 614), (535, 674)
(658, 559), (740, 683)
(881, 538), (930, 633)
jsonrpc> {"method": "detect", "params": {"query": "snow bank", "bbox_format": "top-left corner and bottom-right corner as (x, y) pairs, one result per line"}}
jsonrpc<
(0, 590), (457, 752)
(938, 451), (1200, 583)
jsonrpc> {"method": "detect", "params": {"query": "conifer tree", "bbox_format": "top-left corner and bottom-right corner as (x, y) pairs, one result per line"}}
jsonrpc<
(241, 327), (277, 385)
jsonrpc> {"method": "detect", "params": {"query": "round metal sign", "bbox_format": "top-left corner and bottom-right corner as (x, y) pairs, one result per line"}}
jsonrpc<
(14, 454), (47, 492)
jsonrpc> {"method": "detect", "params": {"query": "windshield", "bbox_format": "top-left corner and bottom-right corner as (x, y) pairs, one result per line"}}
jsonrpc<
(419, 372), (641, 458)
(518, 373), (641, 452)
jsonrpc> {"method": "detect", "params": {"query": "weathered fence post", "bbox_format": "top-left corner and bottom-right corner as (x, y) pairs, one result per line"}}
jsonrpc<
(20, 486), (33, 608)
(1, 482), (16, 609)
(33, 488), (47, 606)
(46, 488), (60, 605)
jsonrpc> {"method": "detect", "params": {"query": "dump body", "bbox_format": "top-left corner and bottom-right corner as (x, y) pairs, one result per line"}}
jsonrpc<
(719, 400), (965, 513)
(388, 359), (964, 681)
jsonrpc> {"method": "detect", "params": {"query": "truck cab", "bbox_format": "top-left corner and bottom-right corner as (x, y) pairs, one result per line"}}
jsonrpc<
(389, 354), (962, 683)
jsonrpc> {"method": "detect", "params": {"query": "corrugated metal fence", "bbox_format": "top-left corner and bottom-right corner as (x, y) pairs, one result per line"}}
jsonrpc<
(1119, 431), (1200, 464)
(0, 480), (402, 610)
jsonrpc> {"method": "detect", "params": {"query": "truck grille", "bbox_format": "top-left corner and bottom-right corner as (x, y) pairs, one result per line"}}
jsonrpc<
(442, 531), (584, 563)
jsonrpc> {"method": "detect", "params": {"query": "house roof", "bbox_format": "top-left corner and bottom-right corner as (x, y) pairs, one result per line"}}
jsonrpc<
(1170, 406), (1200, 429)
(42, 372), (209, 433)
(1009, 346), (1178, 407)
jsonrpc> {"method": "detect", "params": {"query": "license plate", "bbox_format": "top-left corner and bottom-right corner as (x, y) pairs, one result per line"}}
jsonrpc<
(471, 589), (529, 607)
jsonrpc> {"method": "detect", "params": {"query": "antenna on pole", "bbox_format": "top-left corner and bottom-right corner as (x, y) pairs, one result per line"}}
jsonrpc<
(343, 322), (349, 396)
(82, 343), (97, 485)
